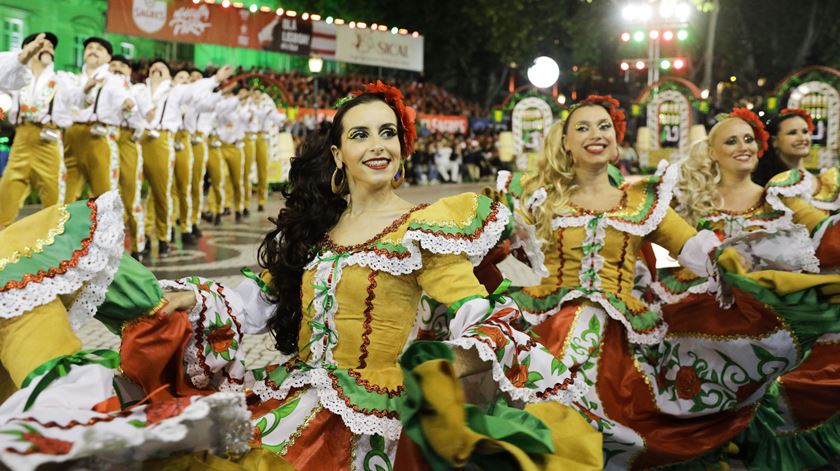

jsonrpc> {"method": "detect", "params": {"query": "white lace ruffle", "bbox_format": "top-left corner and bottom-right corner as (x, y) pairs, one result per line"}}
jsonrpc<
(496, 170), (512, 193)
(510, 212), (549, 278)
(251, 368), (403, 440)
(765, 171), (814, 215)
(521, 288), (667, 345)
(0, 191), (125, 329)
(446, 336), (588, 404)
(676, 230), (721, 278)
(525, 187), (548, 212)
(650, 279), (711, 305)
(307, 201), (512, 275)
(550, 163), (679, 237)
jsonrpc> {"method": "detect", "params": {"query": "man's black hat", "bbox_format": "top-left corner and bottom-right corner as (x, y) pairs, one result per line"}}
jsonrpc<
(83, 37), (113, 55)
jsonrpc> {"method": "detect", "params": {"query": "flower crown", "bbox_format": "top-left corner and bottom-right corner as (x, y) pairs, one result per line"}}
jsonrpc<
(567, 95), (627, 143)
(715, 108), (769, 158)
(333, 80), (417, 157)
(779, 108), (815, 133)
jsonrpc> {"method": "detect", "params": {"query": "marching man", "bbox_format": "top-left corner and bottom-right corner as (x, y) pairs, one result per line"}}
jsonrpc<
(63, 37), (135, 202)
(0, 33), (77, 228)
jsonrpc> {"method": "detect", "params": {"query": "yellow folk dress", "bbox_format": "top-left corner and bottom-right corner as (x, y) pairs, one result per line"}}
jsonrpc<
(650, 165), (840, 470)
(499, 164), (840, 470)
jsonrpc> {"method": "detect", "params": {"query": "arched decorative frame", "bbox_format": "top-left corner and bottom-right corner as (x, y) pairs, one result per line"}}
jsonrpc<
(511, 97), (554, 171)
(640, 90), (690, 168)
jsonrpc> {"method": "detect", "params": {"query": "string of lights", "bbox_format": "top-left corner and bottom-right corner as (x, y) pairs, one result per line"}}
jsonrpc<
(191, 0), (422, 37)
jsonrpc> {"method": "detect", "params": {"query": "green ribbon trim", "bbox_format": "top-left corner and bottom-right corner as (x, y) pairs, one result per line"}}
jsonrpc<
(444, 279), (512, 320)
(406, 194), (494, 236)
(766, 168), (804, 188)
(22, 349), (120, 411)
(240, 267), (271, 295)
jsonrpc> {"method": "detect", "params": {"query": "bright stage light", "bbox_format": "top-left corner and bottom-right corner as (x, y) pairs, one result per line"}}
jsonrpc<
(673, 58), (685, 70)
(527, 56), (561, 88)
(635, 60), (646, 70)
(620, 62), (630, 71)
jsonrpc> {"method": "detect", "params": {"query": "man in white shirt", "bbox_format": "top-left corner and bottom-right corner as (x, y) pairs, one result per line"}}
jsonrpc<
(0, 32), (78, 227)
(183, 68), (221, 235)
(139, 59), (232, 255)
(63, 37), (135, 202)
(254, 91), (284, 212)
(215, 85), (249, 222)
(241, 91), (259, 217)
(110, 54), (153, 257)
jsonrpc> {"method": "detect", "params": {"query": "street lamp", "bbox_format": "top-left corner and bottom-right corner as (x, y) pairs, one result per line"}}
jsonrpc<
(308, 54), (323, 109)
(527, 56), (560, 89)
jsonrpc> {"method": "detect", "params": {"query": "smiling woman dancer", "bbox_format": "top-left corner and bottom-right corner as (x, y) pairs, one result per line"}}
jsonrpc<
(0, 82), (601, 470)
(753, 108), (840, 212)
(652, 108), (840, 470)
(489, 96), (840, 469)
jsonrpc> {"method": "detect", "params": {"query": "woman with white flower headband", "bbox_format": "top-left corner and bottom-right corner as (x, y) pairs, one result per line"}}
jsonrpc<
(649, 107), (840, 469)
(0, 82), (603, 470)
(489, 96), (840, 469)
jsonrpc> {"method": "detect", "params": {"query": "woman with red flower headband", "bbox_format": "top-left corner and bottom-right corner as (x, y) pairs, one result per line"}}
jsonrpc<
(647, 107), (840, 469)
(0, 81), (604, 470)
(488, 97), (840, 468)
(753, 108), (840, 212)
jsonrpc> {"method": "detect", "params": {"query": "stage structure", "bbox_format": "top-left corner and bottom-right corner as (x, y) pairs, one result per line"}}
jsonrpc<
(633, 77), (706, 172)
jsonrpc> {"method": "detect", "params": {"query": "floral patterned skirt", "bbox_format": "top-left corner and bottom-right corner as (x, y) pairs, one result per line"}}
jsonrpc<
(533, 292), (813, 470)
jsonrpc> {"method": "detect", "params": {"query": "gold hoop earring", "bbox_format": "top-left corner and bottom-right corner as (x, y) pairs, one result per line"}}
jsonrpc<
(391, 160), (406, 189)
(331, 167), (346, 194)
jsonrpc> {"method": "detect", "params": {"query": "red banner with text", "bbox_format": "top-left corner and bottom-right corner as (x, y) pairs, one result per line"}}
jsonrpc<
(106, 0), (336, 57)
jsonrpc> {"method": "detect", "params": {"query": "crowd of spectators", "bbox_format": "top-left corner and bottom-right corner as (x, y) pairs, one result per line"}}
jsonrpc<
(405, 131), (509, 185)
(255, 71), (485, 116)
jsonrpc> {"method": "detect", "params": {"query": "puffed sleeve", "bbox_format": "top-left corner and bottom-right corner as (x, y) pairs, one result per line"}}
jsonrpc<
(0, 51), (30, 91)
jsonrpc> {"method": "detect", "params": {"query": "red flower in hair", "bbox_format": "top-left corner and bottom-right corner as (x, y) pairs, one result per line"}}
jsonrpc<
(729, 108), (769, 158)
(578, 95), (627, 144)
(780, 108), (815, 133)
(352, 80), (417, 157)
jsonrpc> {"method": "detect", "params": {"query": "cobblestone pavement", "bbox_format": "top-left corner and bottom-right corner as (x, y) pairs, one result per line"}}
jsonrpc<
(76, 182), (539, 368)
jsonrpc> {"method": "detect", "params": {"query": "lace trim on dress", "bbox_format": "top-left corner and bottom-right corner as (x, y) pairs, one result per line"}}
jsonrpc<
(305, 202), (512, 275)
(251, 369), (403, 440)
(0, 191), (125, 329)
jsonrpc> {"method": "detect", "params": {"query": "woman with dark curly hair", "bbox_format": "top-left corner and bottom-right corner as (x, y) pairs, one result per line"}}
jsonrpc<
(0, 82), (602, 470)
(754, 108), (840, 212)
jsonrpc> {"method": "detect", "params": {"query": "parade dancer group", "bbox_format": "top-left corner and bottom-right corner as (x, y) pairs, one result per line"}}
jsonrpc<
(0, 34), (839, 471)
(0, 32), (284, 258)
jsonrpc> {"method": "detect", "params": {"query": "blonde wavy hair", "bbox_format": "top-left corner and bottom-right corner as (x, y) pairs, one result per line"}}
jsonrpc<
(676, 121), (727, 226)
(520, 112), (583, 242)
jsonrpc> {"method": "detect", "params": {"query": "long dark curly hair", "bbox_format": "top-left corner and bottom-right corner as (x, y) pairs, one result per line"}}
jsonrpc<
(257, 93), (408, 355)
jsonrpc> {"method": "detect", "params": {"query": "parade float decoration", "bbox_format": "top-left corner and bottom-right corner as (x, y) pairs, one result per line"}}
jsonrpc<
(634, 77), (706, 172)
(769, 66), (840, 169)
(507, 94), (555, 171)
